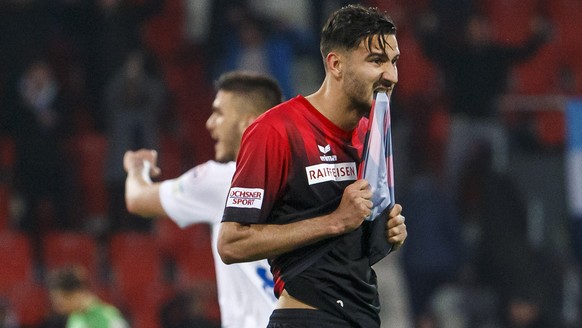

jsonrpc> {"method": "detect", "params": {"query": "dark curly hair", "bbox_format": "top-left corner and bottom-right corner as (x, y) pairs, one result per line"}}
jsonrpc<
(320, 4), (396, 58)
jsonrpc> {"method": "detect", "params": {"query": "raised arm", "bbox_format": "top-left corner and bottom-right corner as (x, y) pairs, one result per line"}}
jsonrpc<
(123, 149), (165, 218)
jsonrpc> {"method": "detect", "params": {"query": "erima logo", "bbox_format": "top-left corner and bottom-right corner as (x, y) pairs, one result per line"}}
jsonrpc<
(226, 187), (264, 209)
(318, 144), (337, 162)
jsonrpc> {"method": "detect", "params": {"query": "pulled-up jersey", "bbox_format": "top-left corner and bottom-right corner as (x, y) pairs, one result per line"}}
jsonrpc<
(223, 96), (391, 328)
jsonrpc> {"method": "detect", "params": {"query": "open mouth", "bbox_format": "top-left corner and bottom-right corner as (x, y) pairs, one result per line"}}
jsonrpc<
(374, 87), (391, 93)
(373, 83), (392, 93)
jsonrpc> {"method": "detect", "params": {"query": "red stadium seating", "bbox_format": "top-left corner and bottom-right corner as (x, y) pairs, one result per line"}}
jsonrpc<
(0, 185), (10, 230)
(510, 41), (561, 95)
(0, 230), (35, 293)
(172, 224), (216, 285)
(108, 232), (166, 297)
(548, 0), (582, 93)
(158, 134), (184, 181)
(153, 216), (184, 259)
(3, 282), (50, 327)
(0, 135), (15, 172)
(41, 231), (101, 285)
(535, 110), (566, 147)
(108, 232), (169, 328)
(393, 30), (439, 102)
(153, 220), (220, 322)
(0, 136), (15, 230)
(125, 282), (174, 328)
(65, 132), (109, 218)
(154, 219), (216, 284)
(478, 0), (539, 45)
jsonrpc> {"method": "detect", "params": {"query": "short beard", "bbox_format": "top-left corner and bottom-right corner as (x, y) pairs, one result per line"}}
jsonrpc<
(349, 96), (371, 118)
(349, 80), (393, 118)
(344, 75), (372, 117)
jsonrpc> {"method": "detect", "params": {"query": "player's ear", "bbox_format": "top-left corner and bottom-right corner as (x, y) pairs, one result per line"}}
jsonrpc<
(238, 114), (256, 132)
(326, 52), (343, 78)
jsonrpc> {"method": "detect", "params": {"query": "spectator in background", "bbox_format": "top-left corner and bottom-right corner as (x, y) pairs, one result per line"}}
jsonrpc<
(4, 59), (74, 233)
(53, 0), (165, 130)
(400, 146), (466, 328)
(458, 141), (563, 328)
(212, 3), (311, 99)
(103, 48), (166, 233)
(416, 12), (552, 198)
(0, 0), (55, 92)
(47, 265), (129, 328)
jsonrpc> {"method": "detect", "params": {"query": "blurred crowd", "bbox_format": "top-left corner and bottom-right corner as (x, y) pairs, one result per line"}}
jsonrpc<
(0, 0), (581, 327)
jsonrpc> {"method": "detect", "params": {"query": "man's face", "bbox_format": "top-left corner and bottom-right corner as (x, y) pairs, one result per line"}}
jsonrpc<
(342, 34), (399, 115)
(206, 90), (245, 162)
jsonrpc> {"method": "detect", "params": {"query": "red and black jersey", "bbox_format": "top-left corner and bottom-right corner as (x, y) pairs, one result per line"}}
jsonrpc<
(223, 96), (386, 327)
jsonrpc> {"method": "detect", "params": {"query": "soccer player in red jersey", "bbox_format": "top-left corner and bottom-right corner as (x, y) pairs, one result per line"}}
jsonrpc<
(218, 5), (407, 328)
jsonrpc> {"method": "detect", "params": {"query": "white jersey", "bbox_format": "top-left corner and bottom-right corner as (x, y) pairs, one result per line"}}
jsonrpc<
(159, 161), (276, 328)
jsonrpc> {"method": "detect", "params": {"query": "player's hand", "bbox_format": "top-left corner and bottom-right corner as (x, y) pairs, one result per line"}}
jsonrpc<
(386, 204), (406, 251)
(123, 149), (161, 178)
(330, 179), (373, 234)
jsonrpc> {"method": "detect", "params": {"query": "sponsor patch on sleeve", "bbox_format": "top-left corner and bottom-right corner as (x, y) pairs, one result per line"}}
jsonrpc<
(226, 187), (264, 209)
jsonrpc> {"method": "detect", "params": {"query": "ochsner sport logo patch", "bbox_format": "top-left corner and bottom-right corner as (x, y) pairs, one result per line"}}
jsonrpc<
(306, 162), (357, 185)
(226, 187), (264, 209)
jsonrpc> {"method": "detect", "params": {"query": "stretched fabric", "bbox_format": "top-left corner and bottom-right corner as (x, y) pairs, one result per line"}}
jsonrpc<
(359, 92), (394, 221)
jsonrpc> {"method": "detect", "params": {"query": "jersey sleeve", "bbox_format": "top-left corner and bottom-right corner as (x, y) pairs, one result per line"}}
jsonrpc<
(159, 161), (235, 228)
(223, 121), (290, 224)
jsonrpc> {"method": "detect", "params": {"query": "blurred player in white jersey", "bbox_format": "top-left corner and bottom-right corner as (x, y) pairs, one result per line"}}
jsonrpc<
(123, 71), (283, 328)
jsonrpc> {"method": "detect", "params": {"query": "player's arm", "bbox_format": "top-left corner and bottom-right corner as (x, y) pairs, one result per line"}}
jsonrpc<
(123, 149), (166, 218)
(218, 179), (374, 264)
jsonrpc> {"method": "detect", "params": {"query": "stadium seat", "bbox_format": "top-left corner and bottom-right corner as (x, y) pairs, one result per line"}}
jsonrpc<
(178, 224), (215, 279)
(158, 134), (184, 181)
(535, 110), (565, 147)
(0, 230), (35, 293)
(0, 136), (15, 230)
(510, 41), (561, 95)
(108, 232), (166, 298)
(392, 30), (439, 102)
(153, 216), (184, 259)
(478, 0), (538, 45)
(0, 185), (10, 230)
(3, 281), (50, 327)
(143, 0), (183, 59)
(548, 0), (582, 53)
(154, 219), (216, 284)
(125, 282), (174, 328)
(41, 231), (102, 285)
(153, 219), (220, 320)
(108, 232), (170, 328)
(65, 132), (108, 218)
(551, 1), (582, 93)
(0, 135), (15, 172)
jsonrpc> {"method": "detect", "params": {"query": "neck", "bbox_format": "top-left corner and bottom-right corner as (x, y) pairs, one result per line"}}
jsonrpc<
(305, 77), (362, 131)
(75, 292), (96, 313)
